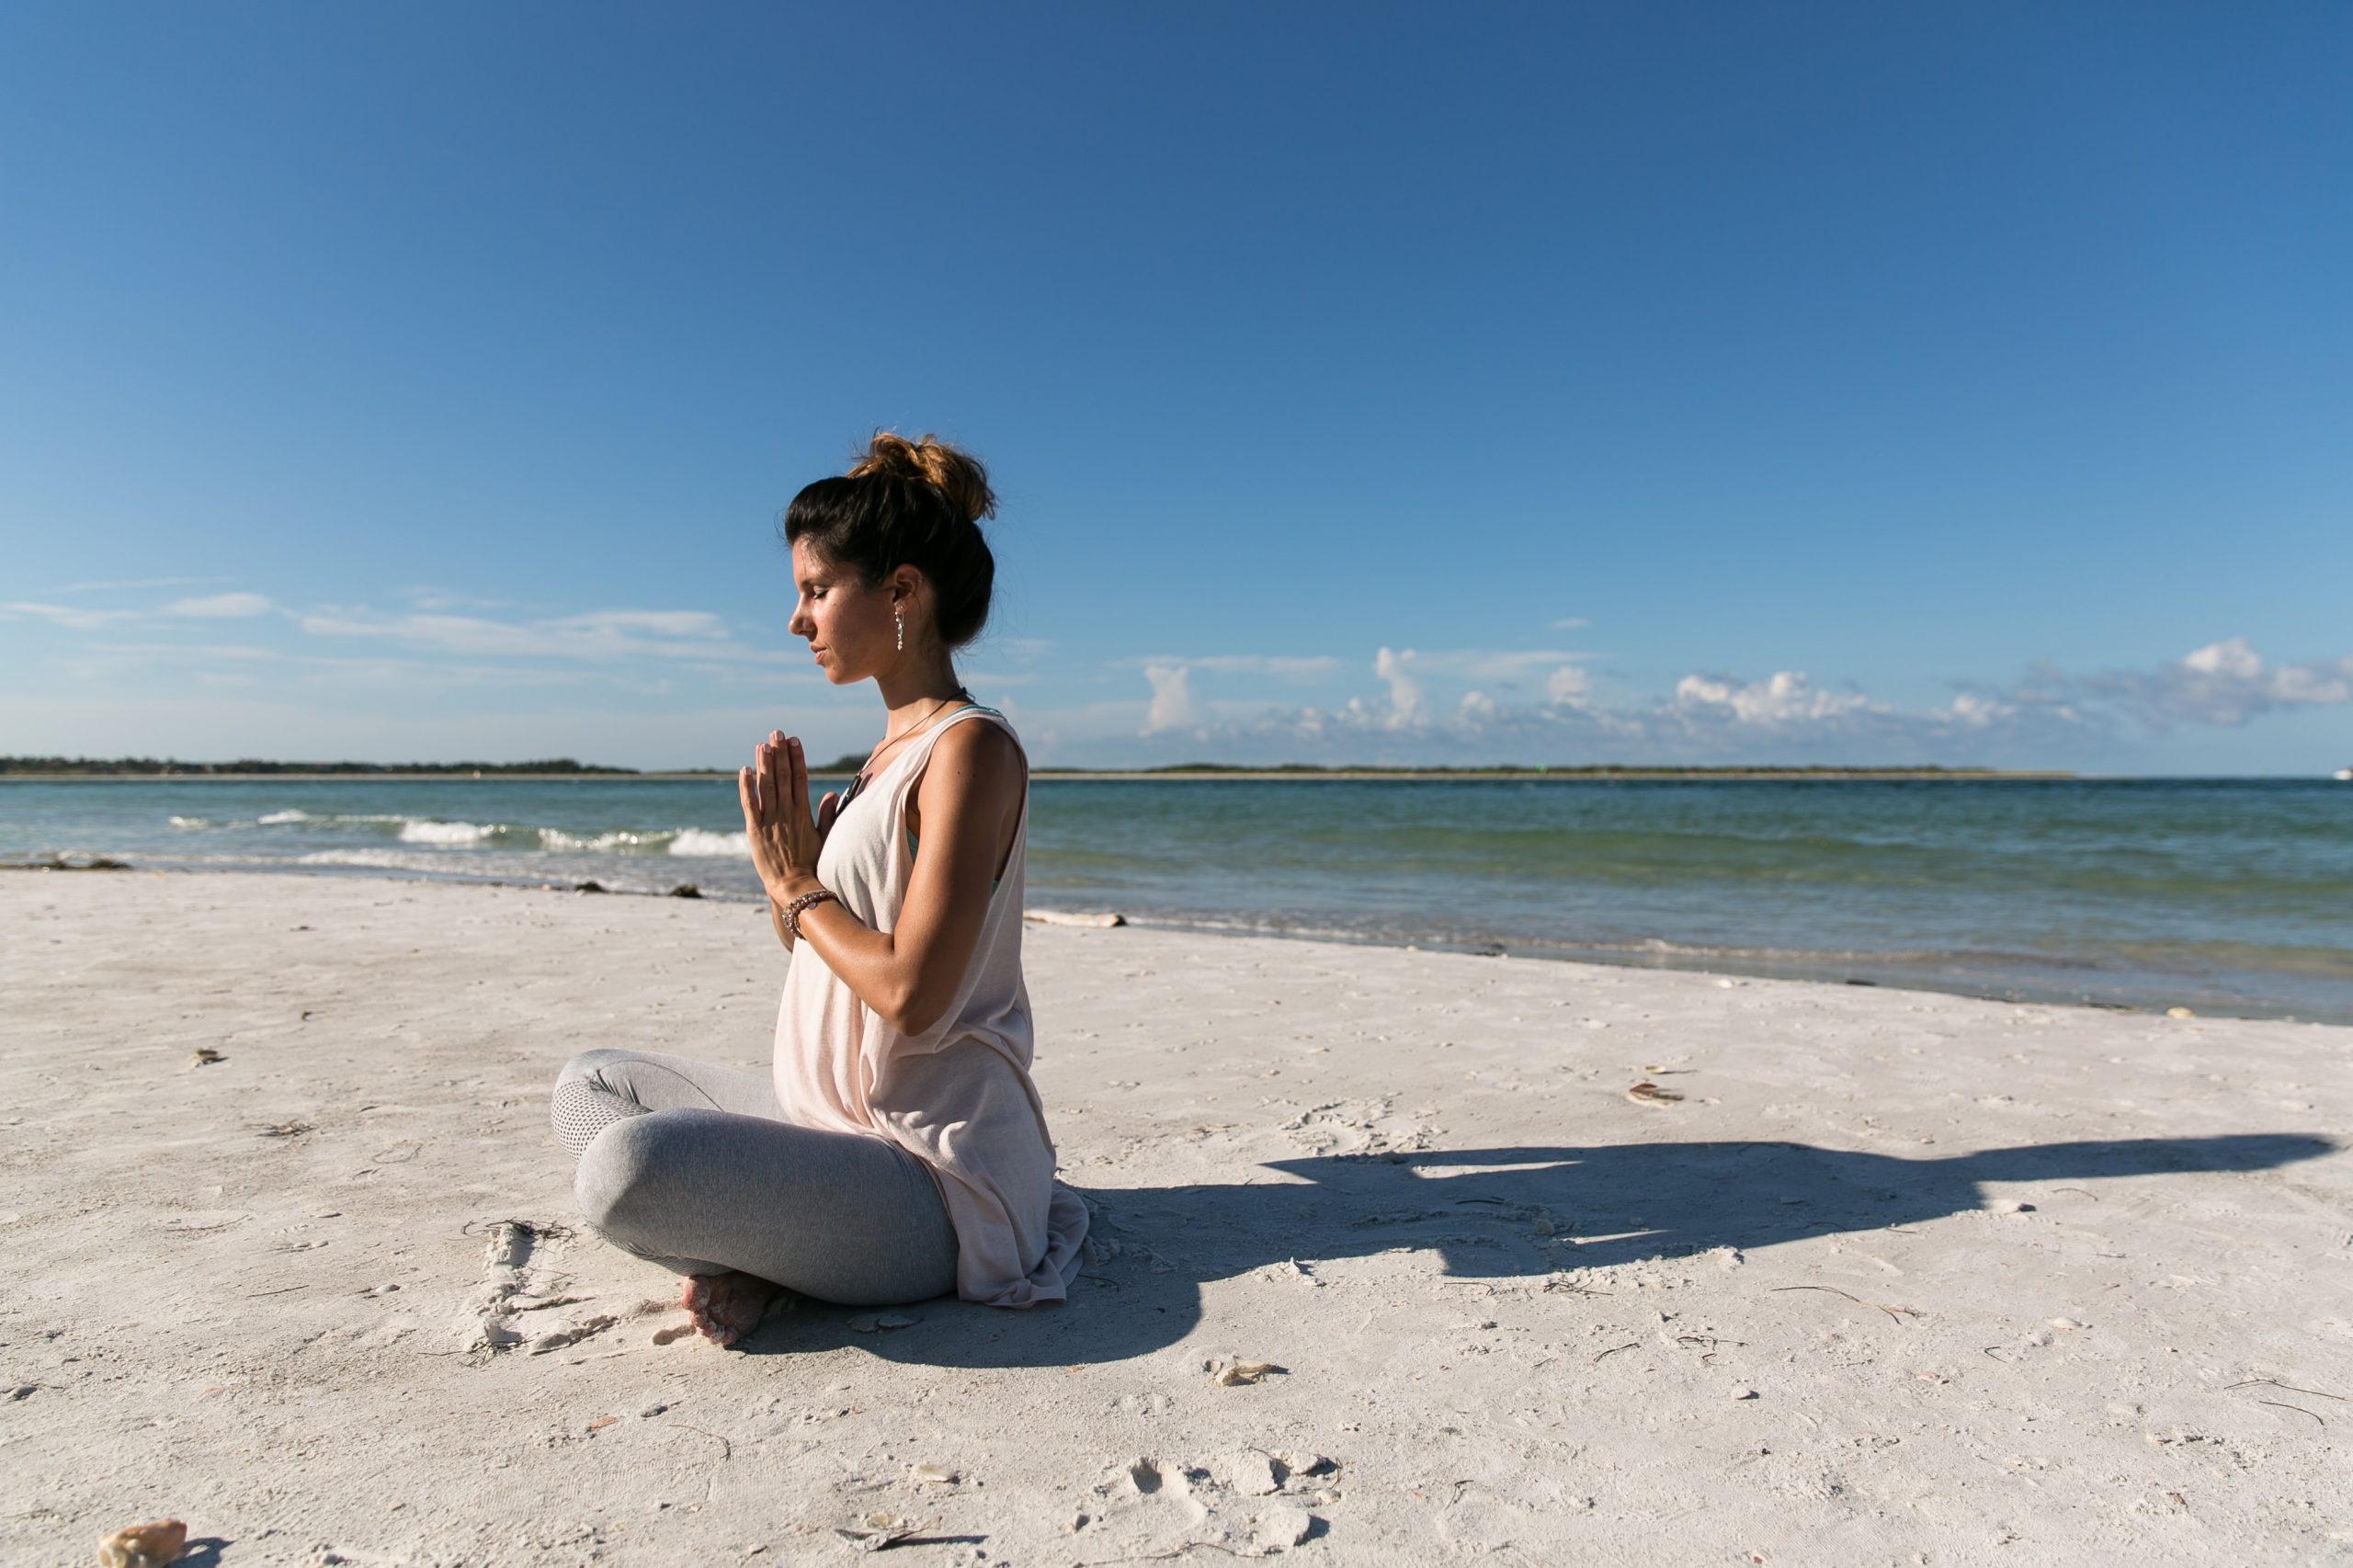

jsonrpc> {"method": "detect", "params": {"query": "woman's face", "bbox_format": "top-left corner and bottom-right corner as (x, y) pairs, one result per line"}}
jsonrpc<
(788, 540), (901, 686)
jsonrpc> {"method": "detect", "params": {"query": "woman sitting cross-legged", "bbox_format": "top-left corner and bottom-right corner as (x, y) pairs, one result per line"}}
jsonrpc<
(549, 432), (1086, 1345)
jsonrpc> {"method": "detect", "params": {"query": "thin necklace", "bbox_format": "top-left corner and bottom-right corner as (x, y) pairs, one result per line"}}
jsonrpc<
(850, 688), (972, 796)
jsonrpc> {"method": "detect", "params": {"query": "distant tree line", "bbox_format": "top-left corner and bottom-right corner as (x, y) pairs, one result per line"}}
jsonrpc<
(0, 756), (637, 776)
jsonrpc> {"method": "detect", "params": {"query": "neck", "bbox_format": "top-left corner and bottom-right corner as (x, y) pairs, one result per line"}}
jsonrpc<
(876, 653), (967, 727)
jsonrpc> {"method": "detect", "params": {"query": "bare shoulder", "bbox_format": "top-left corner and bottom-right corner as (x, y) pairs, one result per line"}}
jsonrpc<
(918, 715), (1027, 803)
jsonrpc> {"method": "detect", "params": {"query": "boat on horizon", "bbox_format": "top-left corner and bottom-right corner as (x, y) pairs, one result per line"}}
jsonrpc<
(2336, 766), (2353, 781)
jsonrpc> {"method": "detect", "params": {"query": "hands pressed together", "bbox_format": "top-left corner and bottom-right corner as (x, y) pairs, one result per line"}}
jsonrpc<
(737, 731), (839, 907)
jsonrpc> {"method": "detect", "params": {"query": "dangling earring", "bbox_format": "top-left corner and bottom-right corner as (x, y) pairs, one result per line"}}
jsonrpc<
(894, 610), (904, 653)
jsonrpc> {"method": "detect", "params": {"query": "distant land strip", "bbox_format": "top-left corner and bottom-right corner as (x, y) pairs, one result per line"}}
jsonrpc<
(2, 756), (2075, 781)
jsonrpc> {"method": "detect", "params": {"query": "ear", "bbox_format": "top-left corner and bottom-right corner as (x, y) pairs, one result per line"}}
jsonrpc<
(888, 564), (926, 608)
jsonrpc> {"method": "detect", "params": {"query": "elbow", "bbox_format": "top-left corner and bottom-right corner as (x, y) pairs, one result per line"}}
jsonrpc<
(877, 981), (951, 1040)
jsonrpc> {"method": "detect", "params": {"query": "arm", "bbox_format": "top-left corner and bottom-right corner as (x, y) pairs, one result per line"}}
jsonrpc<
(742, 728), (1021, 1034)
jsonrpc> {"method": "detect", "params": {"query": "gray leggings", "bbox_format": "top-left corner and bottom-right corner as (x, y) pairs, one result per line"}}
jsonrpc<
(551, 1047), (959, 1305)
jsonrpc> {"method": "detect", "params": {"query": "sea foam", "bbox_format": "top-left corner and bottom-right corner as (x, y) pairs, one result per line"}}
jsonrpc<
(669, 829), (750, 858)
(398, 820), (497, 846)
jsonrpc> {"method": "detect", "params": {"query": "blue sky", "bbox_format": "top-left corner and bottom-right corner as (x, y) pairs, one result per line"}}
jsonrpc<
(3, 3), (2347, 772)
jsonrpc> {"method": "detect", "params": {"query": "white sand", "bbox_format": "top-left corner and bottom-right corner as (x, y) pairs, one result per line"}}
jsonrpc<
(4, 870), (2347, 1565)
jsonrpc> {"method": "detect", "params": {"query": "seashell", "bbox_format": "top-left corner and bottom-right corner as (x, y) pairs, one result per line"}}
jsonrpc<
(2165, 1006), (2196, 1018)
(96, 1520), (187, 1568)
(1206, 1358), (1283, 1386)
(1625, 1081), (1683, 1105)
(835, 1513), (928, 1551)
(910, 1463), (958, 1484)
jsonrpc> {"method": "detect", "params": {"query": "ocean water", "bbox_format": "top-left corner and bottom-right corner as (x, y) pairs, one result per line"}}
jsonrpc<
(6, 777), (2349, 1023)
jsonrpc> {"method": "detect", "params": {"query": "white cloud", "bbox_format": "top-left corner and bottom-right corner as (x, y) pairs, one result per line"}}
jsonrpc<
(1545, 665), (1592, 707)
(1949, 692), (2014, 727)
(1141, 662), (1201, 734)
(1, 600), (131, 631)
(1551, 617), (1590, 631)
(1373, 647), (1424, 727)
(1672, 670), (1881, 727)
(165, 592), (274, 618)
(2098, 636), (2353, 726)
(297, 607), (756, 663)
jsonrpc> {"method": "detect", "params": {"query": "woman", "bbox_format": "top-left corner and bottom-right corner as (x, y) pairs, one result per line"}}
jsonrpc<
(549, 432), (1087, 1346)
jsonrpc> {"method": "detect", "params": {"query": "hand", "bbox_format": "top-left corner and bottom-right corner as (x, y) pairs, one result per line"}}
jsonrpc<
(738, 731), (825, 903)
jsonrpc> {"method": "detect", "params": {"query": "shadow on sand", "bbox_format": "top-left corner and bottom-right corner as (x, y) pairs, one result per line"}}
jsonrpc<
(741, 1132), (2334, 1368)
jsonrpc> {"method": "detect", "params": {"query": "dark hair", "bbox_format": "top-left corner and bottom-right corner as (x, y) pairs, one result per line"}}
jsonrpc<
(783, 432), (998, 650)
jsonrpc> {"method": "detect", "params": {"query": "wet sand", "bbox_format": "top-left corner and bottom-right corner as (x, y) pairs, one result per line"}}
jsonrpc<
(3, 870), (2347, 1564)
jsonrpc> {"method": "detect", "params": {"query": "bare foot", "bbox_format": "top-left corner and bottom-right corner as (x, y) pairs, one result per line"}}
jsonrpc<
(680, 1271), (782, 1347)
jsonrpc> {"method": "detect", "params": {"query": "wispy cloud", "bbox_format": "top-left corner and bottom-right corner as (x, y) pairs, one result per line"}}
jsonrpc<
(295, 607), (764, 664)
(2089, 637), (2353, 727)
(55, 575), (230, 595)
(164, 592), (274, 618)
(6, 590), (275, 628)
(2, 600), (132, 631)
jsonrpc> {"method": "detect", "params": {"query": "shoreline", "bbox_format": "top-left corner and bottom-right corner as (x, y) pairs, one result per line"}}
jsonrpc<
(2, 767), (2097, 782)
(5, 869), (2346, 1562)
(7, 856), (2333, 1026)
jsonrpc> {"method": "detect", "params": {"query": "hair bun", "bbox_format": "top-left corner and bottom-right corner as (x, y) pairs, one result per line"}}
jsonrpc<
(849, 431), (996, 526)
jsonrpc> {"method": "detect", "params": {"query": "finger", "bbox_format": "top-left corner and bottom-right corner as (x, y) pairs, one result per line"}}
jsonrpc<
(763, 738), (789, 832)
(817, 790), (839, 830)
(788, 736), (809, 813)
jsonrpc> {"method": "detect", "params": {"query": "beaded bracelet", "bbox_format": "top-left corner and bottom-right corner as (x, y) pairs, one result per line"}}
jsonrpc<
(782, 887), (838, 939)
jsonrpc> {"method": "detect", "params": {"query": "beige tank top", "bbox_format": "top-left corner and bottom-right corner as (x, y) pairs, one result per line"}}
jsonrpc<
(771, 704), (1087, 1307)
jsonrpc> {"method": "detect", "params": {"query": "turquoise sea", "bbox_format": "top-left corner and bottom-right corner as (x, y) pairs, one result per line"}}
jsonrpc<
(6, 777), (2349, 1023)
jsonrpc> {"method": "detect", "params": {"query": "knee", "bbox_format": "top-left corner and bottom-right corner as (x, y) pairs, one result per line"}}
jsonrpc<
(574, 1111), (675, 1239)
(554, 1047), (632, 1094)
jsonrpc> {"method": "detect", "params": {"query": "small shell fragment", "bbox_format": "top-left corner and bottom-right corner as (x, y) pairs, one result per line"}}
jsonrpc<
(1206, 1357), (1283, 1386)
(1626, 1081), (1683, 1105)
(2165, 1006), (2196, 1019)
(835, 1513), (928, 1552)
(97, 1520), (188, 1568)
(910, 1463), (958, 1484)
(190, 1048), (224, 1067)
